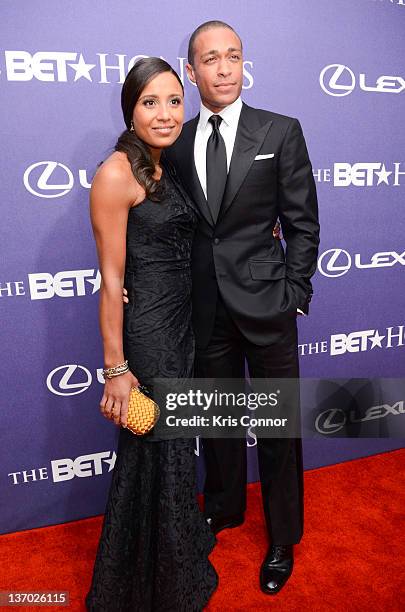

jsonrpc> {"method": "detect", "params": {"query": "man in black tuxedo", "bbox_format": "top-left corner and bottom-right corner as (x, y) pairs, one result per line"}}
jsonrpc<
(163, 21), (319, 594)
(169, 20), (320, 594)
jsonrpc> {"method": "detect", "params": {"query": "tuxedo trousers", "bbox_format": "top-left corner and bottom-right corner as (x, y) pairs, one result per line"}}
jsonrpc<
(194, 292), (304, 545)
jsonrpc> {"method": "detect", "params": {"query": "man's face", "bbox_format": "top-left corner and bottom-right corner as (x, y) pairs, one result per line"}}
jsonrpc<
(186, 27), (243, 113)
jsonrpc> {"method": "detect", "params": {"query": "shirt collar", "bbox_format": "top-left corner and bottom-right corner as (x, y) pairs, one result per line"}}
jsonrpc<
(198, 96), (243, 131)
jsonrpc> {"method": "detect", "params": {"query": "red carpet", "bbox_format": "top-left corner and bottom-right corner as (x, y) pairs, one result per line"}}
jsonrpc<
(1, 449), (404, 611)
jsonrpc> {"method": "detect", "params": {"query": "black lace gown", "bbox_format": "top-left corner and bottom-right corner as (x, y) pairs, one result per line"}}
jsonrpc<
(85, 163), (218, 611)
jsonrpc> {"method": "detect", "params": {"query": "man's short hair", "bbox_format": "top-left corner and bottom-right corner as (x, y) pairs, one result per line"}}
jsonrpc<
(187, 20), (243, 66)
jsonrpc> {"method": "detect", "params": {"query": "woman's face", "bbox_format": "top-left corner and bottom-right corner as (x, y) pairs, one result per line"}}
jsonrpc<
(132, 71), (184, 152)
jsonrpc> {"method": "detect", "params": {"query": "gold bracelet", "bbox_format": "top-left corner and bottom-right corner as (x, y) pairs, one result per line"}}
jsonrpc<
(102, 359), (129, 379)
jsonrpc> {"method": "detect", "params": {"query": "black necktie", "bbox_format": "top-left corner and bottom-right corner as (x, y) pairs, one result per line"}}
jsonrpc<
(206, 114), (227, 223)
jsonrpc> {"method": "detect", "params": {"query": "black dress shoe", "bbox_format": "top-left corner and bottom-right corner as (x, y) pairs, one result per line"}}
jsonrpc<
(205, 513), (244, 535)
(260, 544), (294, 595)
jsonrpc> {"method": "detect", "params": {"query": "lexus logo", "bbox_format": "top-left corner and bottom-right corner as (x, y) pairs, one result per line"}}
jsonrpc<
(24, 161), (74, 198)
(47, 364), (92, 396)
(315, 402), (405, 435)
(318, 249), (351, 277)
(319, 64), (356, 97)
(23, 161), (91, 198)
(318, 248), (405, 277)
(320, 64), (405, 96)
(315, 408), (346, 434)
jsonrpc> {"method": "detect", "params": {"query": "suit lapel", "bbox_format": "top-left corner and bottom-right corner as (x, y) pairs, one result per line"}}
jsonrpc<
(169, 104), (273, 227)
(173, 116), (215, 227)
(219, 103), (273, 222)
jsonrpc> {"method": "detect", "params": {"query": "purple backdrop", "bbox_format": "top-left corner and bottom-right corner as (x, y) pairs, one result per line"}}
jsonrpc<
(1, 0), (404, 534)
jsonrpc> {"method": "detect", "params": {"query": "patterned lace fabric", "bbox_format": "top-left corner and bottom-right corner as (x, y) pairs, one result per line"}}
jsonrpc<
(85, 435), (218, 611)
(85, 164), (218, 610)
(122, 163), (198, 441)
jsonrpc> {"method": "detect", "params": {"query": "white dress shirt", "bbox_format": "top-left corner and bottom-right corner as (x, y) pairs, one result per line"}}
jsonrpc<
(194, 96), (243, 198)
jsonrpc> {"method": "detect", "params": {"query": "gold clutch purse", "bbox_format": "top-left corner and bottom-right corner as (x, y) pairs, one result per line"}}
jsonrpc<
(125, 385), (160, 436)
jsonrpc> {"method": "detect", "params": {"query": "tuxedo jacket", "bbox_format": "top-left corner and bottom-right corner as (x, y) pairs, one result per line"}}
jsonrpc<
(164, 102), (320, 349)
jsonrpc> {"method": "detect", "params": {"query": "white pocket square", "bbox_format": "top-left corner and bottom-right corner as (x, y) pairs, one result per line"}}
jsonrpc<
(254, 153), (275, 160)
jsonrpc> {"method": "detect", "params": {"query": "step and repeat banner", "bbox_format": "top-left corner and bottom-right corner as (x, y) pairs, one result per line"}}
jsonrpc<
(1, 0), (404, 533)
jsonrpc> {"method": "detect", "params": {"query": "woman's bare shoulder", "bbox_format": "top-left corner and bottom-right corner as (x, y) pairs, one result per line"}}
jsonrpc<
(94, 151), (132, 184)
(92, 151), (144, 206)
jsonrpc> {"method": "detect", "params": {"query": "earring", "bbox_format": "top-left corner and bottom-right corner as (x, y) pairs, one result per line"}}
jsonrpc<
(130, 120), (134, 132)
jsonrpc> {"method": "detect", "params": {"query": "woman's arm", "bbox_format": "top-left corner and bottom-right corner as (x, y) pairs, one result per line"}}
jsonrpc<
(90, 157), (142, 427)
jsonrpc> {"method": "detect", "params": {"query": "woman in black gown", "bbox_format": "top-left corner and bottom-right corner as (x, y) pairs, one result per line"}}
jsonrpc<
(85, 58), (218, 611)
